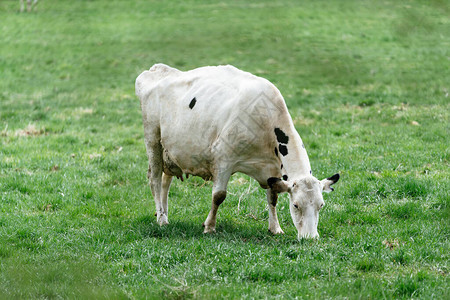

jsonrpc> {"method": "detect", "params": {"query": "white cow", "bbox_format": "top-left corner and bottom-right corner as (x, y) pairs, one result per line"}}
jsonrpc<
(135, 64), (339, 239)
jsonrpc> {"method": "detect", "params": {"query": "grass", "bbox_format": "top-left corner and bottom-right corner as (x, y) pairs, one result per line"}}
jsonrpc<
(0, 0), (448, 298)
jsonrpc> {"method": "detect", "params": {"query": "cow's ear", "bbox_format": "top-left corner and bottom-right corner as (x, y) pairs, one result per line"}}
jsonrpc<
(321, 173), (340, 193)
(267, 177), (290, 193)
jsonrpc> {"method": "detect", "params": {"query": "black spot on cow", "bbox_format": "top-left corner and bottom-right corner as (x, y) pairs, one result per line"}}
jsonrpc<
(189, 97), (197, 109)
(279, 144), (288, 156)
(267, 177), (281, 188)
(281, 164), (283, 169)
(282, 175), (288, 181)
(274, 128), (289, 144)
(274, 147), (278, 157)
(270, 191), (278, 206)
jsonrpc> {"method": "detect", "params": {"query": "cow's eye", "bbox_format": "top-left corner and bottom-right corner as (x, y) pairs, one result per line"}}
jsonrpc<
(293, 204), (299, 209)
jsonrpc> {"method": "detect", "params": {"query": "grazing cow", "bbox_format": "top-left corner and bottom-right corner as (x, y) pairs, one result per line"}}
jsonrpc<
(20, 0), (38, 12)
(135, 64), (339, 239)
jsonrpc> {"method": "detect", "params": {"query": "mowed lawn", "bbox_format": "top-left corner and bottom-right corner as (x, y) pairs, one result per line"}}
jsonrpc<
(0, 0), (448, 298)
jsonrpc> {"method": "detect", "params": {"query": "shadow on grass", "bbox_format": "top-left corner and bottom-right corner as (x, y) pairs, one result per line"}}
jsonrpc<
(130, 214), (300, 245)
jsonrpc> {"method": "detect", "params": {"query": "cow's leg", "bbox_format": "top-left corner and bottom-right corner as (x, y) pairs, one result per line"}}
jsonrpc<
(20, 0), (25, 12)
(267, 189), (284, 234)
(145, 139), (165, 225)
(159, 173), (173, 225)
(203, 170), (231, 233)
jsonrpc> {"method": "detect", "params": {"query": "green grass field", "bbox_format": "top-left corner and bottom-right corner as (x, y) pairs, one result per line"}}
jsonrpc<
(0, 0), (448, 298)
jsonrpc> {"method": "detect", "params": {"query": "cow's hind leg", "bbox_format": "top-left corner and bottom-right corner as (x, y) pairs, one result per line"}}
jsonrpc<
(203, 170), (231, 233)
(267, 189), (284, 234)
(159, 173), (173, 225)
(146, 140), (166, 225)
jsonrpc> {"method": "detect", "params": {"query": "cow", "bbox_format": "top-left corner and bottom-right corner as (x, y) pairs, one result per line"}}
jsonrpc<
(20, 0), (38, 12)
(135, 64), (339, 239)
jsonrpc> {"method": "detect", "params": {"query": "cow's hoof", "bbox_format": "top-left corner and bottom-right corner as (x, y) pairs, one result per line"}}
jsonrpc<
(268, 227), (285, 235)
(203, 225), (216, 234)
(157, 214), (169, 226)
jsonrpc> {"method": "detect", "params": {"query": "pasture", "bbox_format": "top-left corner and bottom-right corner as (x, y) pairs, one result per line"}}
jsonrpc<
(0, 0), (448, 298)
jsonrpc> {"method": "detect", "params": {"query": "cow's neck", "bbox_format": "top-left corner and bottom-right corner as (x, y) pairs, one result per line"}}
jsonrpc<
(279, 128), (312, 179)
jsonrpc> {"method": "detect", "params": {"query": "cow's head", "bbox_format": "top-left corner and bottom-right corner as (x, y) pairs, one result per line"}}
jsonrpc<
(268, 174), (339, 239)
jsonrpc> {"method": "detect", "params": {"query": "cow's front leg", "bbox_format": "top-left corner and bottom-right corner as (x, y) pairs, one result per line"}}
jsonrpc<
(267, 189), (284, 234)
(203, 170), (231, 233)
(203, 190), (227, 233)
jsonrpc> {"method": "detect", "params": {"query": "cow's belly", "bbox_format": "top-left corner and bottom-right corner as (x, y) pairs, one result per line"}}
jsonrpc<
(160, 116), (281, 183)
(160, 123), (221, 180)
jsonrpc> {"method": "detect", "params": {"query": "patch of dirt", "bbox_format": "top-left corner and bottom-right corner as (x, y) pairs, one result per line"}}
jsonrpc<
(15, 124), (45, 137)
